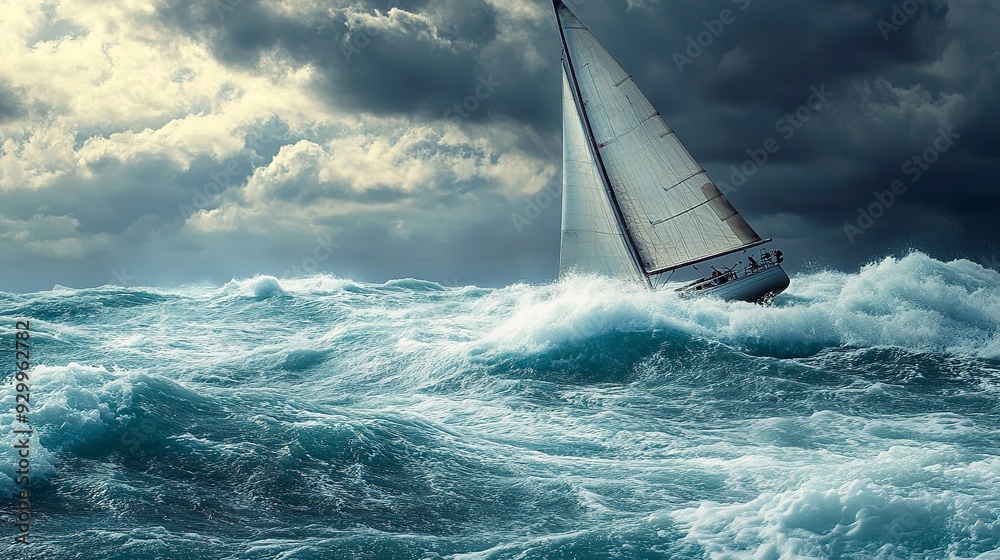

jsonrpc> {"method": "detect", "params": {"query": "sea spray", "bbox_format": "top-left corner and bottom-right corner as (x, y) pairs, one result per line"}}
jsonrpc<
(1, 252), (997, 559)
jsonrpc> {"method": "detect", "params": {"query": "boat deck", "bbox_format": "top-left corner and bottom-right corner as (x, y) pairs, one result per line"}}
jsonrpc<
(676, 259), (790, 302)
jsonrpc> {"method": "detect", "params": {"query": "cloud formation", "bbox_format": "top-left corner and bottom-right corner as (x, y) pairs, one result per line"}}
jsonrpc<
(0, 0), (997, 290)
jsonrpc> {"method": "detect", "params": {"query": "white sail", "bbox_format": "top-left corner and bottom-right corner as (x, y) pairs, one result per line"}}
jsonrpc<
(560, 68), (644, 283)
(555, 2), (763, 274)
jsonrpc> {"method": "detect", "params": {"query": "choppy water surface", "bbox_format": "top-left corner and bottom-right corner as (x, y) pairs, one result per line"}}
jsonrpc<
(1, 253), (998, 559)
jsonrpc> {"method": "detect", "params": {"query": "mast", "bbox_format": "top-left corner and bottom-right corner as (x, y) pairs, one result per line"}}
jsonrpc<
(555, 0), (768, 278)
(553, 0), (650, 285)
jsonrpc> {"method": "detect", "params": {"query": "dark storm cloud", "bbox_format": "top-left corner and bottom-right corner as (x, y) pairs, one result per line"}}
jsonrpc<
(142, 0), (1000, 278)
(155, 0), (499, 116)
(0, 79), (25, 122)
(566, 0), (998, 269)
(0, 130), (290, 289)
(3, 0), (998, 292)
(153, 0), (562, 136)
(0, 150), (260, 237)
(659, 1), (950, 104)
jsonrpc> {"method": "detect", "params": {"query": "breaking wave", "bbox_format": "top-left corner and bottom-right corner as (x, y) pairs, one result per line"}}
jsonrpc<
(1, 252), (997, 559)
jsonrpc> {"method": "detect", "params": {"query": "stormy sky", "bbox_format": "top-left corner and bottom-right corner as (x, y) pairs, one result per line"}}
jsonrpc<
(0, 0), (997, 291)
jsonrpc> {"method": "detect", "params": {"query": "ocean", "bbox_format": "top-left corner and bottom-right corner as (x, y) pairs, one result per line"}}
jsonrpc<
(1, 252), (998, 559)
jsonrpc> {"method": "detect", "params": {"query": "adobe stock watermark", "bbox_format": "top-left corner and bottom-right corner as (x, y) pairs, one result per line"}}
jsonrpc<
(118, 418), (158, 457)
(716, 84), (833, 194)
(109, 266), (138, 287)
(878, 0), (932, 41)
(443, 74), (502, 125)
(511, 182), (561, 234)
(673, 0), (751, 73)
(843, 126), (960, 243)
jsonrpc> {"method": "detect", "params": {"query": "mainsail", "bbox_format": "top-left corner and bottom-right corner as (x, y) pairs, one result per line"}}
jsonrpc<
(555, 1), (767, 279)
(559, 68), (645, 283)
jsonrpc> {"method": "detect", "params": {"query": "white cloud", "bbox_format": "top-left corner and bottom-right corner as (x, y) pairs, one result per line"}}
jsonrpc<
(0, 0), (558, 286)
(189, 119), (555, 235)
(0, 214), (113, 259)
(0, 0), (330, 185)
(0, 123), (77, 189)
(0, 0), (553, 194)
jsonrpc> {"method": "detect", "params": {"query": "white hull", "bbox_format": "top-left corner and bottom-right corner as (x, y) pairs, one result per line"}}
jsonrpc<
(676, 264), (790, 303)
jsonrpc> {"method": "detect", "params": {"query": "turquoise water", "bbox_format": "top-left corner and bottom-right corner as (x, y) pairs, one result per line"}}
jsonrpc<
(1, 252), (998, 559)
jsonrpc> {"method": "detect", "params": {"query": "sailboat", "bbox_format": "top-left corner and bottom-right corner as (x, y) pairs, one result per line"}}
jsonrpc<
(553, 1), (790, 302)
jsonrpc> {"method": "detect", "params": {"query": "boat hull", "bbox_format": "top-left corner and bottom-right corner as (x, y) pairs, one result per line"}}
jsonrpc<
(678, 265), (790, 303)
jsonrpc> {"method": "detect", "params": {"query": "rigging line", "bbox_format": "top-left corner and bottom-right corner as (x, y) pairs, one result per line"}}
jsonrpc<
(651, 269), (675, 290)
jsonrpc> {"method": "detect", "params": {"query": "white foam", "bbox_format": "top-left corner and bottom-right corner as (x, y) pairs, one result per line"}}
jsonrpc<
(0, 363), (132, 489)
(668, 417), (1000, 559)
(174, 252), (1000, 362)
(465, 253), (1000, 360)
(247, 275), (286, 299)
(271, 275), (361, 294)
(14, 363), (133, 445)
